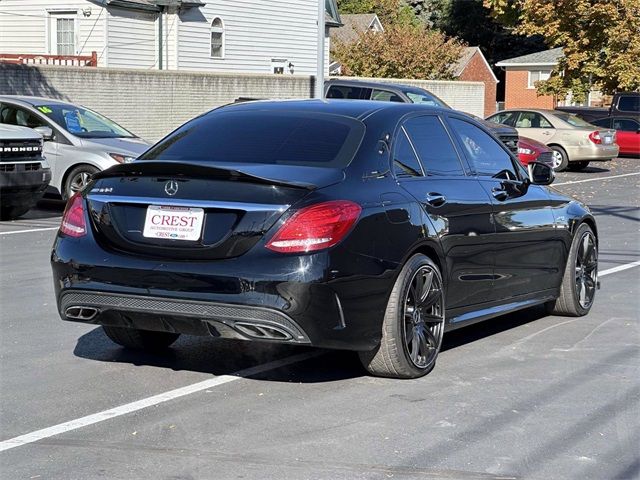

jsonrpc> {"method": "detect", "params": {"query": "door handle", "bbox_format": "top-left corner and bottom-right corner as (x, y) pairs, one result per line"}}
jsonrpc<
(425, 192), (446, 207)
(542, 131), (552, 135)
(492, 187), (509, 201)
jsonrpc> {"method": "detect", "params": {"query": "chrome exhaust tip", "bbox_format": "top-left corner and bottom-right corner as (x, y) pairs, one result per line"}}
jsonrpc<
(65, 306), (99, 321)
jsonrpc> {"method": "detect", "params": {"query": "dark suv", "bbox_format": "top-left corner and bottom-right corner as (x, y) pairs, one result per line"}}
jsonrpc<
(324, 79), (519, 156)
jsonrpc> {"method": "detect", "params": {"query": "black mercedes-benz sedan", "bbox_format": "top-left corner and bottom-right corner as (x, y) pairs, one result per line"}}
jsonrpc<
(51, 100), (598, 379)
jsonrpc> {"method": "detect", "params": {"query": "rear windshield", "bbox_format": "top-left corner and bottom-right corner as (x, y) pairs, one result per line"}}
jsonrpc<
(553, 112), (593, 128)
(140, 110), (365, 168)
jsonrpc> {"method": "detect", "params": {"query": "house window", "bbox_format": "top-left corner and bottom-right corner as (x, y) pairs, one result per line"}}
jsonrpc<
(49, 13), (77, 55)
(210, 17), (224, 58)
(528, 70), (551, 88)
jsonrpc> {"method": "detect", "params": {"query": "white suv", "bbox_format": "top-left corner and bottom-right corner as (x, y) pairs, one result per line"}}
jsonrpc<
(0, 124), (52, 220)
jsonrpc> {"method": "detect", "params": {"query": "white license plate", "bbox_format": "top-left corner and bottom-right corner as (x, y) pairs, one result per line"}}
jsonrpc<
(142, 205), (204, 241)
(603, 136), (613, 145)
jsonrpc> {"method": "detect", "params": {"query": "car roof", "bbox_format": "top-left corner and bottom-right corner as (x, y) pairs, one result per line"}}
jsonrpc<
(215, 99), (449, 120)
(0, 95), (77, 107)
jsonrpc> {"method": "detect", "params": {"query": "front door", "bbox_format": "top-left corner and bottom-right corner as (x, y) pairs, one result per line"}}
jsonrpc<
(393, 114), (495, 309)
(447, 115), (563, 300)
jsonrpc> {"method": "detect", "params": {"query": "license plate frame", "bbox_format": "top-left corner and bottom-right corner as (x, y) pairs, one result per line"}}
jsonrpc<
(142, 205), (204, 242)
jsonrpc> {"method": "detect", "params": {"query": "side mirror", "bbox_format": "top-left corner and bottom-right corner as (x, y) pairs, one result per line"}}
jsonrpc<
(34, 126), (54, 141)
(528, 161), (555, 185)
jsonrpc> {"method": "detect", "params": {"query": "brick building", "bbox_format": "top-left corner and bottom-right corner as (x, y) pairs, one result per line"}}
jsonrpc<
(496, 48), (562, 109)
(452, 47), (498, 117)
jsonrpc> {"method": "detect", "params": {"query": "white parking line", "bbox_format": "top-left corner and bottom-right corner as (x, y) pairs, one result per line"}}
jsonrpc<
(599, 260), (640, 277)
(0, 350), (321, 453)
(554, 172), (640, 186)
(0, 227), (59, 236)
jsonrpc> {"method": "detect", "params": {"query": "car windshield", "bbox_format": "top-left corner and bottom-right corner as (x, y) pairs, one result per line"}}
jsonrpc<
(35, 104), (135, 138)
(139, 110), (366, 168)
(553, 112), (594, 128)
(404, 90), (450, 108)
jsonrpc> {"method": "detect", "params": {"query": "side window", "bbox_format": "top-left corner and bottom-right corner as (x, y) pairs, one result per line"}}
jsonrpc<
(617, 96), (640, 113)
(591, 118), (612, 129)
(403, 116), (464, 176)
(326, 86), (367, 99)
(0, 104), (46, 129)
(488, 112), (517, 127)
(393, 129), (423, 177)
(516, 112), (553, 129)
(371, 89), (404, 102)
(449, 118), (517, 178)
(613, 118), (639, 132)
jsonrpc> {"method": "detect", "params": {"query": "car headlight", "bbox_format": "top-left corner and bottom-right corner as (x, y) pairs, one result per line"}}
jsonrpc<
(518, 147), (535, 155)
(109, 153), (137, 164)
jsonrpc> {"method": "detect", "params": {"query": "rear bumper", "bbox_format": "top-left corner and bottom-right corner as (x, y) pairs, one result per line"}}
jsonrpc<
(565, 144), (619, 162)
(52, 233), (396, 351)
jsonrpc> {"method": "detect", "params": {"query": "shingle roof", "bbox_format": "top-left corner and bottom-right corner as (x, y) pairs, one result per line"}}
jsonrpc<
(330, 14), (382, 44)
(495, 48), (563, 67)
(451, 46), (498, 83)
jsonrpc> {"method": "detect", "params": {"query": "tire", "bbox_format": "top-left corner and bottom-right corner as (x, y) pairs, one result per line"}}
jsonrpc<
(63, 164), (99, 200)
(359, 254), (445, 379)
(103, 325), (180, 351)
(0, 205), (31, 220)
(550, 146), (569, 172)
(568, 161), (590, 171)
(546, 223), (597, 317)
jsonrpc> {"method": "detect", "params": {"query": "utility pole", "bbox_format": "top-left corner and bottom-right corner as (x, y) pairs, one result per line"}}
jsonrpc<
(315, 0), (325, 99)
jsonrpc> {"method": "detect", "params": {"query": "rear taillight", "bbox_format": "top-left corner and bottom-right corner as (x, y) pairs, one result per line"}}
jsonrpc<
(60, 192), (87, 237)
(266, 200), (361, 253)
(589, 131), (602, 144)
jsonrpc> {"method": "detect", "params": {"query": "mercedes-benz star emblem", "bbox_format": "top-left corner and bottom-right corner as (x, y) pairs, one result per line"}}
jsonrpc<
(164, 180), (179, 196)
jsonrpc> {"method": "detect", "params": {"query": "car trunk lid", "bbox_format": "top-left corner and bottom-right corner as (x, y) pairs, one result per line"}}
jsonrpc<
(86, 161), (344, 260)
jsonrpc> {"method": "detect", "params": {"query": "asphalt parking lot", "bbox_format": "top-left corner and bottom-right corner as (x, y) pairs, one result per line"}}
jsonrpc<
(1, 158), (638, 480)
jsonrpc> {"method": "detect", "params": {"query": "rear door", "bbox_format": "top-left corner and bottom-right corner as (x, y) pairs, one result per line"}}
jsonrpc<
(447, 115), (563, 300)
(514, 111), (556, 144)
(393, 114), (495, 309)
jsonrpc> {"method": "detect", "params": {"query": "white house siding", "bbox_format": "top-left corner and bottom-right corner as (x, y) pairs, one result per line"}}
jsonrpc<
(177, 0), (327, 76)
(0, 0), (106, 65)
(106, 7), (157, 69)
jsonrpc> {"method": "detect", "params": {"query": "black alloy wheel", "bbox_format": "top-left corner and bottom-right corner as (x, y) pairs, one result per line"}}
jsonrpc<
(359, 254), (445, 378)
(547, 223), (598, 316)
(403, 265), (445, 369)
(574, 230), (598, 310)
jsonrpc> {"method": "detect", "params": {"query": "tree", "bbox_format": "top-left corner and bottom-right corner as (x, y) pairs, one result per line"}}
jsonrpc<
(337, 0), (418, 25)
(332, 23), (465, 79)
(485, 0), (640, 99)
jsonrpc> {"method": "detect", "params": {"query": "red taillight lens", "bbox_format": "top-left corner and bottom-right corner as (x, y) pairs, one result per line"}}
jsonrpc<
(589, 131), (602, 144)
(266, 200), (361, 253)
(60, 192), (87, 237)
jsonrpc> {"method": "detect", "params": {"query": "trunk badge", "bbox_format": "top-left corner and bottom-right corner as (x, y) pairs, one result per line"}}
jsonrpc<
(164, 180), (179, 196)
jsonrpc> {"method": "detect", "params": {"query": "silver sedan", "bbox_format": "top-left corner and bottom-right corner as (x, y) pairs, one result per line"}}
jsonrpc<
(0, 96), (150, 199)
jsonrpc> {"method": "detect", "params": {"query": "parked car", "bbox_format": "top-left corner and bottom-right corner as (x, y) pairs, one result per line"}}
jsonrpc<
(590, 117), (640, 157)
(52, 100), (598, 379)
(0, 124), (51, 220)
(517, 136), (554, 167)
(556, 92), (640, 122)
(486, 109), (618, 171)
(0, 96), (150, 199)
(325, 79), (520, 156)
